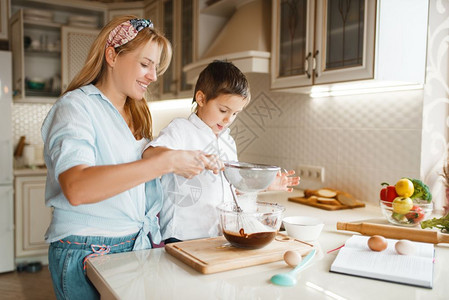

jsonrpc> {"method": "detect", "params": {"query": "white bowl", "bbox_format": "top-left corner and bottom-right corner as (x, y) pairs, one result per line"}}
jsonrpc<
(283, 216), (324, 242)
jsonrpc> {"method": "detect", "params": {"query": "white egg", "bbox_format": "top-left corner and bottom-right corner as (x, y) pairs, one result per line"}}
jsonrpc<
(283, 250), (302, 267)
(395, 239), (416, 255)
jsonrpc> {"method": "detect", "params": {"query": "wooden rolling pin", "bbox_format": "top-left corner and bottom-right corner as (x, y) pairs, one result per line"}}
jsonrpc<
(337, 222), (449, 244)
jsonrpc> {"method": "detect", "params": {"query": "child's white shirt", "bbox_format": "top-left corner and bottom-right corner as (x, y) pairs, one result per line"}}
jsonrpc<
(148, 113), (238, 240)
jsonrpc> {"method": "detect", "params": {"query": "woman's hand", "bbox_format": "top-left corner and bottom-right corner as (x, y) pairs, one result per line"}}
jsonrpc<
(204, 154), (224, 174)
(267, 170), (300, 192)
(142, 146), (223, 179)
(171, 151), (223, 178)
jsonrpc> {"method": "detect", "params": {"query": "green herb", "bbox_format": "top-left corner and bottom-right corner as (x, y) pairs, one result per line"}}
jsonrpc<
(420, 213), (449, 232)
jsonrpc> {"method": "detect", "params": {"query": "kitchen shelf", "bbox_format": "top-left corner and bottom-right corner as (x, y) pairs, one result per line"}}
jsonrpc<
(24, 19), (62, 30)
(25, 50), (61, 57)
(25, 89), (60, 98)
(10, 6), (102, 103)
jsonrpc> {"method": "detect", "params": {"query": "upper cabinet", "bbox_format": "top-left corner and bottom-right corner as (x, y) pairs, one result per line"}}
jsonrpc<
(108, 1), (144, 21)
(9, 0), (149, 103)
(60, 26), (101, 92)
(271, 0), (429, 94)
(144, 0), (194, 100)
(10, 1), (105, 103)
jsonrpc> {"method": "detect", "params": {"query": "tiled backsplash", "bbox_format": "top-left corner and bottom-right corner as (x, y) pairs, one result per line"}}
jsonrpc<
(12, 103), (52, 147)
(234, 74), (423, 205)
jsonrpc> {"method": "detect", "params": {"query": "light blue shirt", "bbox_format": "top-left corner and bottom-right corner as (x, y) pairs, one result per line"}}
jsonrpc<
(41, 84), (162, 250)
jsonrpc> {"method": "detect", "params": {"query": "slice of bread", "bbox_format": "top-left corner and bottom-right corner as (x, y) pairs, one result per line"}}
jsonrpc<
(304, 188), (338, 198)
(316, 196), (340, 205)
(336, 192), (358, 206)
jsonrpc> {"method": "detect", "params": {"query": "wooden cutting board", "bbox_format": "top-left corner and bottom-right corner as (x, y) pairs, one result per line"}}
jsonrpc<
(165, 234), (313, 274)
(288, 196), (365, 210)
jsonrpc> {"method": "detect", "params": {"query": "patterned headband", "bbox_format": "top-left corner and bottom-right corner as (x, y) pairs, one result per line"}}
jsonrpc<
(106, 19), (154, 48)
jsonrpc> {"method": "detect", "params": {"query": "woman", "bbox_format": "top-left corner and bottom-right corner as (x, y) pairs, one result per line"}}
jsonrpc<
(41, 16), (219, 299)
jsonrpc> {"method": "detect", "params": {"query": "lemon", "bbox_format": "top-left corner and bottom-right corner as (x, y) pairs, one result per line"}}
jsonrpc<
(395, 178), (414, 198)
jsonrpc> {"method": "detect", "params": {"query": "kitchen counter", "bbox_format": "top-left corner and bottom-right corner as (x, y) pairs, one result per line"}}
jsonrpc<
(86, 191), (449, 300)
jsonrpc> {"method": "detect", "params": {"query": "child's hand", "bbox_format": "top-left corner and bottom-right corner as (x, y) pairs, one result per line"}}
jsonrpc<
(267, 170), (300, 192)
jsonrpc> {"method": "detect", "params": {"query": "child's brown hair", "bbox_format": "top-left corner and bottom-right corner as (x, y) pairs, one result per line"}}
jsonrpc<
(193, 60), (250, 111)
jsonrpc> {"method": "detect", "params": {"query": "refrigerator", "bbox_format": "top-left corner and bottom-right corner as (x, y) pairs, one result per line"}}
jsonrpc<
(0, 51), (14, 273)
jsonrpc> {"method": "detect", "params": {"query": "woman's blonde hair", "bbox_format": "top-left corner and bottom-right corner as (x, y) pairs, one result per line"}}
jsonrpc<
(65, 15), (172, 140)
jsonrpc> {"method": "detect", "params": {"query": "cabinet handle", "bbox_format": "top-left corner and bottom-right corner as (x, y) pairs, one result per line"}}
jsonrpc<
(305, 52), (312, 79)
(313, 50), (319, 78)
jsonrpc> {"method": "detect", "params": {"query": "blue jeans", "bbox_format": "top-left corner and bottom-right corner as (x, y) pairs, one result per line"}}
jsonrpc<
(48, 233), (137, 300)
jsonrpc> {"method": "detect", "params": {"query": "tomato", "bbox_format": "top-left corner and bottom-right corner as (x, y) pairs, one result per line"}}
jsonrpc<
(392, 197), (413, 214)
(405, 205), (425, 223)
(395, 178), (414, 198)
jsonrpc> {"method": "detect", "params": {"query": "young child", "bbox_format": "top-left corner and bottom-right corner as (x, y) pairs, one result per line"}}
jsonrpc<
(143, 60), (299, 243)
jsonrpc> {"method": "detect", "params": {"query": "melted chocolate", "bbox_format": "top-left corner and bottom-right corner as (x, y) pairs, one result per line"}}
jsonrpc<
(223, 230), (276, 249)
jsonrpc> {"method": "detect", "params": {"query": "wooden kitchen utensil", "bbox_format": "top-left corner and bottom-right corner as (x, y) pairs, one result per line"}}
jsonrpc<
(289, 196), (365, 210)
(165, 234), (313, 274)
(14, 136), (26, 157)
(337, 222), (449, 244)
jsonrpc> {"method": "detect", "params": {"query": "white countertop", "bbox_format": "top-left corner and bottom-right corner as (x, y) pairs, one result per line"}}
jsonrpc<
(86, 191), (449, 300)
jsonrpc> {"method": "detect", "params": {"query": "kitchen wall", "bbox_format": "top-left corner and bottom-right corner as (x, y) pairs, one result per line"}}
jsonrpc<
(12, 1), (449, 210)
(235, 76), (423, 204)
(234, 0), (449, 210)
(421, 0), (449, 213)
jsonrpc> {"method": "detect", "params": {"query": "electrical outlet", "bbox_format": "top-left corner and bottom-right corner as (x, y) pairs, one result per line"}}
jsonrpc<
(296, 165), (325, 183)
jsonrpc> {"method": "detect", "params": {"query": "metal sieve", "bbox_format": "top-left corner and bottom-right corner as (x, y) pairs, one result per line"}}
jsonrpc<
(223, 161), (280, 193)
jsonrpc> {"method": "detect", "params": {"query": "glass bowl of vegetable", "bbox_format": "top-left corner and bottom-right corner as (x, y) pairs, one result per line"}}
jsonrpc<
(379, 178), (433, 226)
(380, 199), (433, 227)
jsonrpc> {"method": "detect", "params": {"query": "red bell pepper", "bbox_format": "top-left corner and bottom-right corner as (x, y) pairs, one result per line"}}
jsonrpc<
(380, 183), (398, 203)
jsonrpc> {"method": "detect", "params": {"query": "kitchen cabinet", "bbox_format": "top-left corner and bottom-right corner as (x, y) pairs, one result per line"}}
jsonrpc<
(9, 2), (105, 103)
(14, 174), (51, 258)
(61, 26), (100, 92)
(148, 0), (194, 100)
(0, 0), (9, 40)
(271, 0), (429, 94)
(108, 1), (144, 21)
(0, 186), (14, 272)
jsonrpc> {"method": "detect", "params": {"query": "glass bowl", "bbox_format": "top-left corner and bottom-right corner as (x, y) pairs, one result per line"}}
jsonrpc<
(217, 201), (285, 249)
(380, 199), (433, 227)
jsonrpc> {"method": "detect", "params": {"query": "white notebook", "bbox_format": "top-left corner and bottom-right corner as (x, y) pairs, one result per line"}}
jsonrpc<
(330, 235), (434, 288)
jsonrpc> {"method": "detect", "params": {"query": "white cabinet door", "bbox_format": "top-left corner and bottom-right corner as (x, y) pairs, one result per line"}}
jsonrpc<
(271, 0), (315, 89)
(61, 26), (100, 92)
(271, 0), (427, 92)
(15, 175), (51, 257)
(272, 0), (374, 89)
(313, 0), (375, 84)
(0, 186), (14, 273)
(0, 51), (13, 185)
